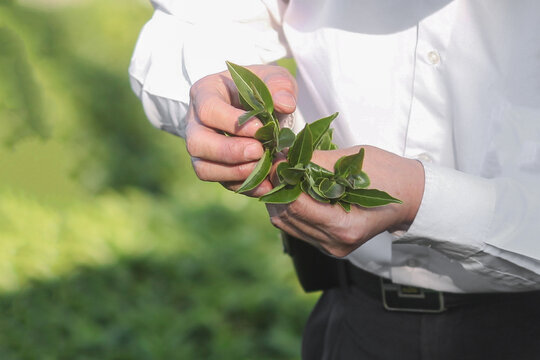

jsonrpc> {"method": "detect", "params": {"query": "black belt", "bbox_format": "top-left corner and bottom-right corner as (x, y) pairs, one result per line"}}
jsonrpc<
(345, 262), (492, 313)
(283, 233), (540, 313)
(344, 261), (540, 313)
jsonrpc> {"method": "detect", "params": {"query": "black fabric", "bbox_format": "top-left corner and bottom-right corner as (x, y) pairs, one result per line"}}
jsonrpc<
(284, 234), (540, 358)
(343, 261), (540, 310)
(302, 284), (540, 360)
(282, 233), (347, 292)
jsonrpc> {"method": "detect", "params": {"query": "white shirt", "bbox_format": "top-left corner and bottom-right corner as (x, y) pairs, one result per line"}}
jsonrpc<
(129, 0), (540, 293)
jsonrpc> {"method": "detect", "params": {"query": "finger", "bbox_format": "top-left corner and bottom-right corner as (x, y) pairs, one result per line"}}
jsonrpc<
(263, 70), (298, 114)
(270, 208), (352, 257)
(191, 158), (261, 182)
(186, 124), (264, 164)
(221, 179), (274, 198)
(272, 195), (336, 235)
(192, 90), (263, 137)
(268, 153), (287, 186)
(266, 204), (329, 251)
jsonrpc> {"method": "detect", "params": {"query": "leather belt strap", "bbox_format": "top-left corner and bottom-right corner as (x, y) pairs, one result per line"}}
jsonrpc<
(344, 262), (539, 313)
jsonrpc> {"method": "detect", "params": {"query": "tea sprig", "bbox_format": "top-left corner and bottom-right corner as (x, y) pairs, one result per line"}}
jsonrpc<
(226, 61), (401, 211)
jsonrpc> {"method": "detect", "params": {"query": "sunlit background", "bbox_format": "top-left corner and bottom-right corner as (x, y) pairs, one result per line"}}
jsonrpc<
(0, 1), (315, 358)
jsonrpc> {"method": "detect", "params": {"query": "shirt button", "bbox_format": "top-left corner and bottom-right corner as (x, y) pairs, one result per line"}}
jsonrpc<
(417, 152), (434, 163)
(427, 50), (440, 65)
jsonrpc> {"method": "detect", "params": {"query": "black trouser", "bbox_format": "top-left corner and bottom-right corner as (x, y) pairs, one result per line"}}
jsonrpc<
(302, 284), (540, 360)
(283, 234), (540, 360)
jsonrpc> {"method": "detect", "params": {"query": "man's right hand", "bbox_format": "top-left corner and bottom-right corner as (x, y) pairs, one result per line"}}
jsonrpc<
(185, 65), (297, 197)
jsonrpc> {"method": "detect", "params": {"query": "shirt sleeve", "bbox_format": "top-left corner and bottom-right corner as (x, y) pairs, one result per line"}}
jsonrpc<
(397, 152), (540, 291)
(129, 0), (289, 138)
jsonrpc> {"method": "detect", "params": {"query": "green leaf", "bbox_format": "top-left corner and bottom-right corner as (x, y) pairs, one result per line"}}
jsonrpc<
(308, 112), (338, 148)
(310, 178), (329, 199)
(249, 82), (265, 105)
(316, 129), (336, 150)
(239, 108), (265, 126)
(349, 171), (370, 189)
(342, 189), (402, 208)
(226, 61), (274, 114)
(254, 122), (276, 142)
(335, 148), (365, 178)
(338, 201), (352, 212)
(318, 178), (345, 199)
(287, 124), (313, 167)
(259, 183), (302, 204)
(277, 162), (305, 185)
(238, 93), (254, 112)
(236, 149), (272, 193)
(277, 127), (295, 151)
(300, 179), (311, 193)
(307, 186), (330, 203)
(306, 162), (334, 179)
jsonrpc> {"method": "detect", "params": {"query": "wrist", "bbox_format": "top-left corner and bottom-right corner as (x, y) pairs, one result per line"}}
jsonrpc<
(396, 158), (425, 231)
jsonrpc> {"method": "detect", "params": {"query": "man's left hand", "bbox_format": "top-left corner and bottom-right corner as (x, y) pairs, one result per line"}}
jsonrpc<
(266, 146), (425, 257)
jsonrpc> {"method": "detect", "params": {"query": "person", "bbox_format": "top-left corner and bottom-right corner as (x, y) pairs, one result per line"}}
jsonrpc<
(129, 0), (540, 358)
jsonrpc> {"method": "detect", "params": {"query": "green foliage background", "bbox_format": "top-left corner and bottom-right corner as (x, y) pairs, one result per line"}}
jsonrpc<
(0, 1), (316, 358)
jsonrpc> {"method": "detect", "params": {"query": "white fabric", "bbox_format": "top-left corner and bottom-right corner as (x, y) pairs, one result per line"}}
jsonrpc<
(129, 0), (540, 292)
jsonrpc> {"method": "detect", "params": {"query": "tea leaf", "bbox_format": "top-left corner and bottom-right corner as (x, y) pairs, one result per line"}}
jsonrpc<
(343, 188), (402, 208)
(307, 186), (331, 203)
(308, 112), (338, 148)
(288, 124), (313, 167)
(278, 163), (305, 185)
(259, 183), (302, 204)
(338, 201), (352, 212)
(306, 162), (334, 179)
(318, 178), (345, 199)
(277, 127), (295, 151)
(239, 108), (265, 126)
(236, 149), (272, 193)
(316, 128), (337, 150)
(349, 171), (370, 189)
(254, 121), (276, 142)
(309, 178), (329, 200)
(335, 148), (365, 178)
(226, 61), (274, 114)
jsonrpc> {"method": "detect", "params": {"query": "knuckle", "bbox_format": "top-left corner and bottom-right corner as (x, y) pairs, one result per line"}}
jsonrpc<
(325, 245), (352, 258)
(191, 159), (208, 181)
(339, 232), (358, 246)
(189, 83), (199, 100)
(224, 140), (244, 161)
(269, 216), (283, 229)
(189, 74), (213, 99)
(286, 201), (304, 218)
(196, 98), (216, 122)
(236, 162), (255, 179)
(185, 136), (199, 157)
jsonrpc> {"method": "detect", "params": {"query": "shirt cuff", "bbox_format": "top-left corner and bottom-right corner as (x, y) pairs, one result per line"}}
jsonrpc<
(396, 161), (497, 259)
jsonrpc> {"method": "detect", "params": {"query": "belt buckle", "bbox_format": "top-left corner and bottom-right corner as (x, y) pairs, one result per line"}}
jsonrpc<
(380, 278), (446, 313)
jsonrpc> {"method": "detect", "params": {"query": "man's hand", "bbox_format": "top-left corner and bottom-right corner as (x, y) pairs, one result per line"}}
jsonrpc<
(186, 65), (297, 197)
(266, 146), (425, 257)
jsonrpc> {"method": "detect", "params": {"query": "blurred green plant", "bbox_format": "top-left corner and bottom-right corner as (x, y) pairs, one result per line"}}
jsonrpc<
(0, 1), (315, 359)
(0, 26), (48, 146)
(0, 0), (183, 194)
(0, 189), (314, 359)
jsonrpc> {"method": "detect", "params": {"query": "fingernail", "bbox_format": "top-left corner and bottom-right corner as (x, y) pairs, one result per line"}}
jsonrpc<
(244, 143), (262, 160)
(274, 90), (296, 111)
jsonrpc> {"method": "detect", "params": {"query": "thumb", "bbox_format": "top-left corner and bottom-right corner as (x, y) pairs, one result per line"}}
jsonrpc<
(263, 70), (297, 114)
